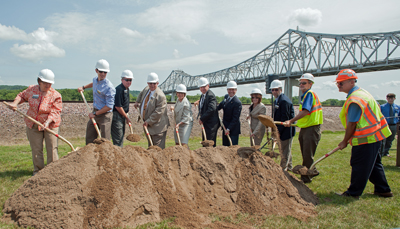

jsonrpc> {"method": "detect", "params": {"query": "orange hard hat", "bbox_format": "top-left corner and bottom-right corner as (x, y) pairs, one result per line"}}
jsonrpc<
(336, 69), (358, 82)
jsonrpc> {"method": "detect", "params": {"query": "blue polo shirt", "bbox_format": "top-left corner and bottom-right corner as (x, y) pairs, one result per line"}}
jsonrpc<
(300, 89), (313, 112)
(92, 77), (116, 111)
(347, 86), (362, 122)
(381, 102), (400, 124)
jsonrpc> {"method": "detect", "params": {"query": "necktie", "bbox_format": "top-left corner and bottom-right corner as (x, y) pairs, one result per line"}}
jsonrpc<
(389, 105), (394, 124)
(142, 91), (150, 119)
(200, 94), (205, 109)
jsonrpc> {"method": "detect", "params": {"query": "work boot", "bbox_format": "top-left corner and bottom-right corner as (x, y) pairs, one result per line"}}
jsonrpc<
(335, 192), (360, 200)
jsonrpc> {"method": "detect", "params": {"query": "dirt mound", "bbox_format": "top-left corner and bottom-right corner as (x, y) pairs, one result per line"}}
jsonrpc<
(126, 134), (141, 142)
(3, 140), (318, 229)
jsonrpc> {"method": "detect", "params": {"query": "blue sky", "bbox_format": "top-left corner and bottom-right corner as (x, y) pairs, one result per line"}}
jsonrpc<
(1, 0), (400, 101)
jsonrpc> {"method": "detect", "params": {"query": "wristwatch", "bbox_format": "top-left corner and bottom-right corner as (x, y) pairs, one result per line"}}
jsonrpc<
(93, 111), (97, 116)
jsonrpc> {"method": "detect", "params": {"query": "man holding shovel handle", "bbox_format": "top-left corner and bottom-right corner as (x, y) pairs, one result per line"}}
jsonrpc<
(78, 59), (115, 145)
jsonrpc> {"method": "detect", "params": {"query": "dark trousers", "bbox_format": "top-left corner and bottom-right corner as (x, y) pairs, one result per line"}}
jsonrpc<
(380, 124), (397, 156)
(298, 125), (321, 182)
(111, 111), (126, 147)
(346, 141), (391, 196)
(222, 131), (239, 146)
(203, 125), (218, 147)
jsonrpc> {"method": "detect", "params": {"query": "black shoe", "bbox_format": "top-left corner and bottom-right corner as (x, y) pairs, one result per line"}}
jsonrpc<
(335, 192), (360, 200)
(373, 191), (394, 198)
(302, 179), (312, 184)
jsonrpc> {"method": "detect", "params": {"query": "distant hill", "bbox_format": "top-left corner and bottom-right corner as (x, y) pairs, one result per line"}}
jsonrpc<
(0, 85), (27, 90)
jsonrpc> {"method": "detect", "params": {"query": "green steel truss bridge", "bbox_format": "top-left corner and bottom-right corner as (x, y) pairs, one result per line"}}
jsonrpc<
(159, 29), (400, 99)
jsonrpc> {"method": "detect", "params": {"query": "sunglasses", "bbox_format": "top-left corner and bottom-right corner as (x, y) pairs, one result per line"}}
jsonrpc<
(298, 82), (308, 85)
(251, 97), (258, 99)
(124, 79), (132, 82)
(271, 89), (279, 92)
(148, 83), (157, 85)
(98, 70), (107, 74)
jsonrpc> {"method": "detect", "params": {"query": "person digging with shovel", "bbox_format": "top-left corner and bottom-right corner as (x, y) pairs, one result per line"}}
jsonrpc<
(111, 70), (134, 147)
(335, 69), (393, 199)
(6, 69), (62, 176)
(283, 73), (323, 183)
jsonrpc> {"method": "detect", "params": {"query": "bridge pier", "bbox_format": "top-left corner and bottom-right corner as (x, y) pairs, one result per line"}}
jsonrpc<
(283, 78), (298, 101)
(170, 92), (176, 102)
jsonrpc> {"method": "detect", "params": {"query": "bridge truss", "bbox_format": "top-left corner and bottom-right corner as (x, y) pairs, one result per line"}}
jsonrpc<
(159, 29), (400, 98)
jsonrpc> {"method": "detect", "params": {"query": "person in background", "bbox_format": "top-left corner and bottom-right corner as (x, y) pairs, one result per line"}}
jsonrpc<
(78, 59), (116, 144)
(380, 93), (399, 157)
(270, 80), (296, 171)
(6, 69), (62, 176)
(247, 89), (267, 146)
(283, 73), (323, 183)
(111, 70), (133, 147)
(136, 72), (170, 149)
(194, 77), (219, 147)
(171, 84), (193, 149)
(217, 81), (242, 146)
(335, 69), (392, 199)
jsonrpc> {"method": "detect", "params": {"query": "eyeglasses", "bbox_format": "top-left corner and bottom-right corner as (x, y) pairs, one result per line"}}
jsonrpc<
(271, 89), (279, 92)
(298, 82), (308, 85)
(124, 79), (132, 82)
(98, 71), (107, 74)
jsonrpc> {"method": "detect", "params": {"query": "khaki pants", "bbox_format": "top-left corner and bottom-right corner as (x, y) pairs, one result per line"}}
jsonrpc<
(149, 131), (167, 149)
(26, 124), (59, 175)
(280, 137), (294, 171)
(298, 125), (321, 182)
(86, 111), (113, 145)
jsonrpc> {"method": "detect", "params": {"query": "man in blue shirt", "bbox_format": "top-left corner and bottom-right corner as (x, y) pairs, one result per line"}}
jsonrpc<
(380, 93), (400, 157)
(78, 59), (116, 144)
(111, 70), (133, 147)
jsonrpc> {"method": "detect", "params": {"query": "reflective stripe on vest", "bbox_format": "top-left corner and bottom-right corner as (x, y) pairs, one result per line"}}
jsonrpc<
(339, 88), (391, 146)
(297, 90), (323, 128)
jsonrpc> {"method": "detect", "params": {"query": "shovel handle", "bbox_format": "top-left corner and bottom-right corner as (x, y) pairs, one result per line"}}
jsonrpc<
(175, 127), (182, 146)
(80, 91), (102, 138)
(309, 146), (341, 171)
(247, 119), (255, 146)
(128, 122), (134, 134)
(274, 121), (297, 127)
(3, 101), (75, 152)
(135, 107), (153, 146)
(219, 117), (232, 146)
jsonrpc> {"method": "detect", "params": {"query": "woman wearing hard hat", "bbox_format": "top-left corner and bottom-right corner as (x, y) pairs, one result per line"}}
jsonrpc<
(171, 84), (193, 148)
(6, 69), (62, 176)
(247, 88), (267, 146)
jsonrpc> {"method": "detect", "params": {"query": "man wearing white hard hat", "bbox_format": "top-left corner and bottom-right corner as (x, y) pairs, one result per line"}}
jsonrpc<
(136, 72), (170, 149)
(6, 69), (62, 176)
(111, 70), (133, 147)
(283, 73), (323, 183)
(217, 81), (242, 146)
(78, 59), (116, 144)
(270, 80), (296, 171)
(196, 77), (219, 147)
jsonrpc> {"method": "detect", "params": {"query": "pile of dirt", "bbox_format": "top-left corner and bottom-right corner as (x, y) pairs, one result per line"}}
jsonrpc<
(126, 133), (141, 142)
(2, 140), (318, 229)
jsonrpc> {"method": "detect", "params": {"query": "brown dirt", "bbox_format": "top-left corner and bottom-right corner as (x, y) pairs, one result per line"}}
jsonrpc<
(126, 134), (141, 142)
(201, 140), (215, 147)
(292, 165), (318, 176)
(3, 140), (318, 229)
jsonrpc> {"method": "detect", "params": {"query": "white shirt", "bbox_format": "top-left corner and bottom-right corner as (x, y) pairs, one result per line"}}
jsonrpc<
(140, 89), (155, 117)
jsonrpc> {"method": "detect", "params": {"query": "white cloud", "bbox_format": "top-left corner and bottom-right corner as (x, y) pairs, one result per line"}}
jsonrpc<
(381, 80), (400, 87)
(313, 81), (336, 90)
(119, 27), (145, 39)
(370, 84), (379, 89)
(288, 8), (322, 27)
(0, 23), (28, 41)
(173, 49), (180, 58)
(10, 42), (65, 62)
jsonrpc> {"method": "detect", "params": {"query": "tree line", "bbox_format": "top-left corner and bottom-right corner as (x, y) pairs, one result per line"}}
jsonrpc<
(0, 86), (386, 106)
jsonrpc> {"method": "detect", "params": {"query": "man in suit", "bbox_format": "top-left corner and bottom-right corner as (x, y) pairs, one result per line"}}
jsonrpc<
(271, 80), (296, 171)
(135, 72), (170, 149)
(197, 77), (219, 147)
(217, 81), (242, 146)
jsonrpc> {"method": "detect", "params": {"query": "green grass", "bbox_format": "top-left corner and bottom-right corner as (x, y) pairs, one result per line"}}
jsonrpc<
(0, 133), (399, 229)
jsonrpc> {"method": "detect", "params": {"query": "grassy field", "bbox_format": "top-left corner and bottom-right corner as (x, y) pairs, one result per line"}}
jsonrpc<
(0, 132), (399, 229)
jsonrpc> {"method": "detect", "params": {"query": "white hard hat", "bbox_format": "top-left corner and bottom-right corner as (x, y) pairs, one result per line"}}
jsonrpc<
(95, 59), (110, 72)
(270, 79), (283, 89)
(147, 72), (159, 83)
(299, 73), (314, 83)
(176, 84), (187, 93)
(250, 88), (262, 95)
(38, 69), (55, 84)
(121, 70), (133, 79)
(226, 81), (237, 89)
(198, 77), (209, 87)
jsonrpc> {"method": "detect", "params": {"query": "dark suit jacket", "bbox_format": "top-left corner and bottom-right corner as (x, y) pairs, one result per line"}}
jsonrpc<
(199, 89), (219, 132)
(217, 94), (242, 136)
(274, 93), (296, 141)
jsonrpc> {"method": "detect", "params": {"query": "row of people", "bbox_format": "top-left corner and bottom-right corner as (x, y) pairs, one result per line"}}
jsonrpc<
(5, 61), (394, 198)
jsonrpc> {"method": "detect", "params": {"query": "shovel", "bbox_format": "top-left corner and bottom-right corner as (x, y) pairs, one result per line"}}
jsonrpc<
(258, 115), (297, 129)
(292, 146), (341, 176)
(126, 122), (141, 142)
(3, 101), (75, 152)
(219, 117), (232, 146)
(247, 119), (255, 146)
(136, 107), (153, 146)
(80, 91), (102, 138)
